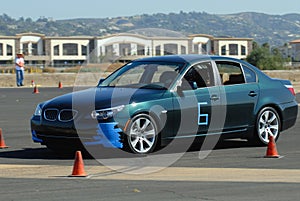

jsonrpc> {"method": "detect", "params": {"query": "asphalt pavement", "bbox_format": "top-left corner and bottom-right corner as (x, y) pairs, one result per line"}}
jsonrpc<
(0, 87), (299, 201)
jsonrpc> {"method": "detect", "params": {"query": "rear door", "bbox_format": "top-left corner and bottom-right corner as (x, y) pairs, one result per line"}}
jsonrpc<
(215, 60), (259, 133)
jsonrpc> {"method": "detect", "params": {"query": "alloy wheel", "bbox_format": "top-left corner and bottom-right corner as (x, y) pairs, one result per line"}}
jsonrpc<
(128, 115), (157, 154)
(257, 107), (280, 144)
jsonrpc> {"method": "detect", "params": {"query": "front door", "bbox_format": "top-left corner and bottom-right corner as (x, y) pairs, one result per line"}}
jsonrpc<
(172, 61), (223, 138)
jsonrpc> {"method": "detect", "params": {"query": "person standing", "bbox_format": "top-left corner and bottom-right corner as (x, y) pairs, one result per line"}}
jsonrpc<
(15, 52), (25, 87)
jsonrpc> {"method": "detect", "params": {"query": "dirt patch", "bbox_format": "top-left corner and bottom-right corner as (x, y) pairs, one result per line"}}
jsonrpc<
(1, 71), (300, 93)
(0, 72), (110, 88)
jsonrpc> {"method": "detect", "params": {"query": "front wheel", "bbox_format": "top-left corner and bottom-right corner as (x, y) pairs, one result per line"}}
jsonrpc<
(255, 107), (281, 145)
(126, 114), (159, 154)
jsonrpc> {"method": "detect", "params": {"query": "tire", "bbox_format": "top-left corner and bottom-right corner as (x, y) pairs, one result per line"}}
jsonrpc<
(254, 107), (281, 145)
(125, 114), (159, 154)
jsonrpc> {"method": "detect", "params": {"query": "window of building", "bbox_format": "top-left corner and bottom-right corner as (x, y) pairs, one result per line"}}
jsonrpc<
(6, 45), (13, 56)
(32, 43), (38, 55)
(0, 43), (3, 56)
(181, 45), (186, 55)
(221, 45), (226, 55)
(241, 45), (246, 55)
(155, 45), (161, 56)
(202, 44), (207, 54)
(105, 45), (114, 56)
(119, 43), (131, 56)
(23, 43), (29, 55)
(54, 45), (59, 56)
(63, 43), (78, 56)
(229, 44), (238, 55)
(164, 44), (178, 55)
(81, 45), (87, 56)
(137, 45), (145, 55)
(193, 44), (199, 54)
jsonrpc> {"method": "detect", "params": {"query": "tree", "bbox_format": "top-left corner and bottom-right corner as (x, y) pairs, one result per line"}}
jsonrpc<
(246, 42), (284, 70)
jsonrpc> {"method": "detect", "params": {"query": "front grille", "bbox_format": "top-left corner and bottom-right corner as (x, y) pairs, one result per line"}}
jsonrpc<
(44, 109), (59, 121)
(44, 108), (78, 122)
(59, 109), (78, 122)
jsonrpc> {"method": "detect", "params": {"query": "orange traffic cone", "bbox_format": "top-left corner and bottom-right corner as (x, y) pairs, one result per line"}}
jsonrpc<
(264, 135), (280, 158)
(58, 81), (63, 88)
(33, 85), (39, 94)
(0, 128), (9, 149)
(69, 151), (87, 177)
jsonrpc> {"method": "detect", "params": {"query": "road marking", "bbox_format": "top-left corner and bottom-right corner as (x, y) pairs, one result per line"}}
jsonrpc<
(1, 164), (300, 183)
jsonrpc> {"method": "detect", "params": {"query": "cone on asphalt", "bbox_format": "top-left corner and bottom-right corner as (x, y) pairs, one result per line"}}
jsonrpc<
(264, 135), (280, 158)
(69, 151), (87, 177)
(58, 81), (63, 88)
(33, 85), (39, 94)
(0, 128), (9, 149)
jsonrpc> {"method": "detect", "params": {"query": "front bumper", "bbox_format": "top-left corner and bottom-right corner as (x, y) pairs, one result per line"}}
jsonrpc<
(31, 116), (124, 149)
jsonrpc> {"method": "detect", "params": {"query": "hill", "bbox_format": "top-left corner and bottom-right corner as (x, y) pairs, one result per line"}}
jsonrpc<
(1, 12), (300, 46)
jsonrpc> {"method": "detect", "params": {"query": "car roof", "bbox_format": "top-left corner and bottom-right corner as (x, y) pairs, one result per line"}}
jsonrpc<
(133, 54), (244, 65)
(133, 54), (211, 64)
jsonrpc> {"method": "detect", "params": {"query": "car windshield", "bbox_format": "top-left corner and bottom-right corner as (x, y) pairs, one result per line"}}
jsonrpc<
(98, 61), (184, 89)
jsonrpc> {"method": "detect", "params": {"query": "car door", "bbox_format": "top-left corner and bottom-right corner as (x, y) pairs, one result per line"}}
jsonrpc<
(172, 61), (223, 137)
(216, 60), (259, 133)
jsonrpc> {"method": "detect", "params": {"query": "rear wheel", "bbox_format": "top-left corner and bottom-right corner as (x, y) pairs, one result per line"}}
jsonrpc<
(255, 107), (281, 145)
(126, 114), (158, 154)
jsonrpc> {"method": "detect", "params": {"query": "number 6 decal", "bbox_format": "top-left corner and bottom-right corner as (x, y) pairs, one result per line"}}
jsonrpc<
(198, 102), (208, 125)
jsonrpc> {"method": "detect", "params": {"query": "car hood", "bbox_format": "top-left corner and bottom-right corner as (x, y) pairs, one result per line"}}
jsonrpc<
(42, 87), (168, 111)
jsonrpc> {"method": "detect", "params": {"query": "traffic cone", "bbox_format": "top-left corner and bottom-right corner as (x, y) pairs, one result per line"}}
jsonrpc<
(69, 151), (87, 177)
(58, 81), (63, 88)
(33, 85), (39, 94)
(0, 128), (9, 149)
(264, 135), (280, 158)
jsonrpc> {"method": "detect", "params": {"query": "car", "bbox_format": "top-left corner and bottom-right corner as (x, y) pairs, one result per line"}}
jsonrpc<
(31, 55), (298, 154)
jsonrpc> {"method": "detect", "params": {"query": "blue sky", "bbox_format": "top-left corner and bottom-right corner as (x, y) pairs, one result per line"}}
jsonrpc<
(2, 0), (299, 20)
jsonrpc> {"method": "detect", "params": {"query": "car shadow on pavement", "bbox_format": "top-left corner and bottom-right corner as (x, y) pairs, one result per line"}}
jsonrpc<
(0, 138), (260, 160)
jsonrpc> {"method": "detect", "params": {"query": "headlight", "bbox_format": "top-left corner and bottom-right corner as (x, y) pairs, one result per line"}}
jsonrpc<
(91, 105), (125, 120)
(34, 104), (42, 116)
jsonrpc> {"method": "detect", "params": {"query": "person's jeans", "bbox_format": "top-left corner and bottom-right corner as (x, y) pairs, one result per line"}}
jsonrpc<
(16, 69), (24, 86)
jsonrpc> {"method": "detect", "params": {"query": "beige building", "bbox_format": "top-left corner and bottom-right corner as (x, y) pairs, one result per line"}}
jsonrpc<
(290, 39), (300, 61)
(0, 32), (253, 67)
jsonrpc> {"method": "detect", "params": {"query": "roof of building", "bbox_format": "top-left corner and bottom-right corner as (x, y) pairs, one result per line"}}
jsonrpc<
(290, 39), (300, 44)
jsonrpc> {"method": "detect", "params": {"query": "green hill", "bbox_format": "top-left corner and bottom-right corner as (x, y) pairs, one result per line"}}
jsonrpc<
(1, 11), (300, 46)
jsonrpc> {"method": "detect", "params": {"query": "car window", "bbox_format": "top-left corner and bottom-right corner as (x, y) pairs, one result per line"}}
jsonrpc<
(181, 61), (214, 90)
(101, 62), (182, 89)
(216, 61), (245, 85)
(242, 65), (257, 83)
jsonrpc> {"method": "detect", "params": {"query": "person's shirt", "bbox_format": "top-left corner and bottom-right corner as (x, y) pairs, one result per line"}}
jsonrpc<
(15, 57), (25, 70)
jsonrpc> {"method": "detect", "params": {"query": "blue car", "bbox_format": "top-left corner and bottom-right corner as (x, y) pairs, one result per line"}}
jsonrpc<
(31, 55), (298, 154)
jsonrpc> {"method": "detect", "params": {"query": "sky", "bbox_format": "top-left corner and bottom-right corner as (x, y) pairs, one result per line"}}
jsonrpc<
(1, 0), (300, 20)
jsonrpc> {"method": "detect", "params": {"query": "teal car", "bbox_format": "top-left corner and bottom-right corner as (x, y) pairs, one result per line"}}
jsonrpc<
(31, 55), (298, 154)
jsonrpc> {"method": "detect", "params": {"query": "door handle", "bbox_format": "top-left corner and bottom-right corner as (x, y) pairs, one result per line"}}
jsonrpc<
(248, 91), (257, 97)
(210, 95), (219, 101)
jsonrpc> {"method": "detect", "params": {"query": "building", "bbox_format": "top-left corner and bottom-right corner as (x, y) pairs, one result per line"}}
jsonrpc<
(0, 31), (253, 67)
(290, 39), (300, 62)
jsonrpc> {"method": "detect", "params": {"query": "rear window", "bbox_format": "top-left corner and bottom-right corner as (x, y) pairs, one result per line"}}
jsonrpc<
(216, 61), (245, 85)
